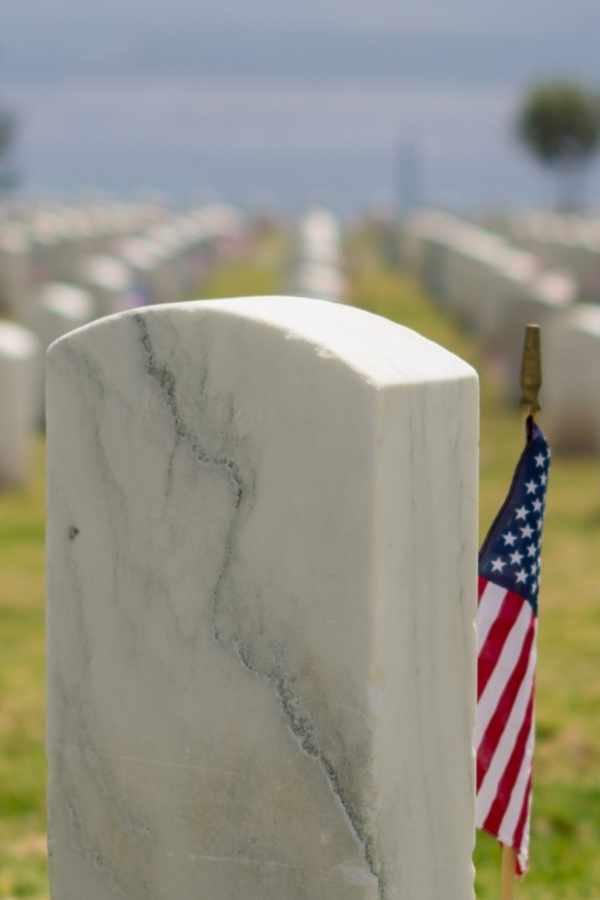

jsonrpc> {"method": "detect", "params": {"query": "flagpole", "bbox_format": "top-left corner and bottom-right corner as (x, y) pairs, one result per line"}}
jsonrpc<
(499, 323), (542, 900)
(501, 846), (516, 900)
(519, 323), (542, 420)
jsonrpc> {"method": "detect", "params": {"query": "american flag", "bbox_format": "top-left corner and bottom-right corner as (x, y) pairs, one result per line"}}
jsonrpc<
(476, 415), (550, 875)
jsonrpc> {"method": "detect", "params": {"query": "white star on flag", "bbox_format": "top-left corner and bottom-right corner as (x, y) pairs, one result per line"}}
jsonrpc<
(510, 550), (524, 565)
(515, 506), (528, 521)
(503, 531), (517, 547)
(491, 557), (506, 573)
(527, 543), (537, 557)
(534, 453), (546, 468)
(525, 480), (537, 495)
(520, 524), (534, 539)
(515, 568), (528, 584)
(532, 498), (543, 513)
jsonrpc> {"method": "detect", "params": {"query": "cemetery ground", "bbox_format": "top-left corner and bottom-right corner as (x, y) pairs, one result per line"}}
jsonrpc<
(1, 229), (599, 898)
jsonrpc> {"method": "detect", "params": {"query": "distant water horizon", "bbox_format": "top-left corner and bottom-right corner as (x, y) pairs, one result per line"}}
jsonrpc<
(9, 78), (600, 217)
(5, 17), (600, 216)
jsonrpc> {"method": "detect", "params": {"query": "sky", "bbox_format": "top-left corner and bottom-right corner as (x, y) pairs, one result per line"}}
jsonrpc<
(3, 1), (600, 212)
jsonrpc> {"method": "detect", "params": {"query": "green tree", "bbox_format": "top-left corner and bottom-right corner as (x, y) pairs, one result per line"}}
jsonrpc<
(517, 81), (600, 211)
(0, 104), (17, 192)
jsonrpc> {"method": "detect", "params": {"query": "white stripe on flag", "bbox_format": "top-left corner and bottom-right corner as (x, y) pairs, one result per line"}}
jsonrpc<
(476, 582), (508, 652)
(498, 678), (537, 845)
(476, 642), (537, 827)
(475, 601), (533, 748)
(517, 790), (533, 873)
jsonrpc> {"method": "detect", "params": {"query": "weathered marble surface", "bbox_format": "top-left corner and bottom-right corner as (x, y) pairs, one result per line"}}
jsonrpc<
(46, 297), (478, 899)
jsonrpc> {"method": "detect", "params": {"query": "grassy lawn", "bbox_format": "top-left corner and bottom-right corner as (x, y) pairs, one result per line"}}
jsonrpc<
(1, 226), (598, 897)
(0, 442), (47, 899)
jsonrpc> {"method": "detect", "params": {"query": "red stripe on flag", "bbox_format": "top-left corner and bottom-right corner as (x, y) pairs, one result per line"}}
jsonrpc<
(513, 774), (533, 876)
(477, 620), (535, 790)
(477, 591), (524, 701)
(482, 690), (534, 834)
(478, 576), (488, 605)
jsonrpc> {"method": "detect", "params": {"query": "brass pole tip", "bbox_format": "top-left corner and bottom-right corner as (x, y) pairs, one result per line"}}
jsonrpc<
(520, 323), (542, 415)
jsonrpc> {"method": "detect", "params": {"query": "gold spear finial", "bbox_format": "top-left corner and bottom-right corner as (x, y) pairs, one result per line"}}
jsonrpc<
(520, 323), (542, 416)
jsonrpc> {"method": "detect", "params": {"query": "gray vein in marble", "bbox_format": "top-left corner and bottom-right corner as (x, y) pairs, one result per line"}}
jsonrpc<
(134, 312), (385, 899)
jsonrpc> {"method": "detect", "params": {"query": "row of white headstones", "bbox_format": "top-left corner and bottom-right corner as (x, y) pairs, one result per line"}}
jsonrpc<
(506, 210), (600, 303)
(0, 203), (244, 487)
(400, 209), (600, 454)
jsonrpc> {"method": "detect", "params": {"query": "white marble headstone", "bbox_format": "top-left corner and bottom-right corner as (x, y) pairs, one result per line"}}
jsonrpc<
(0, 225), (32, 322)
(0, 320), (38, 486)
(543, 304), (600, 453)
(46, 297), (478, 899)
(289, 210), (345, 303)
(30, 282), (95, 426)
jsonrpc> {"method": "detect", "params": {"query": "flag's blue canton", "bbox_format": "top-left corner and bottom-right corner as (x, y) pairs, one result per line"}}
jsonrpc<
(479, 418), (550, 614)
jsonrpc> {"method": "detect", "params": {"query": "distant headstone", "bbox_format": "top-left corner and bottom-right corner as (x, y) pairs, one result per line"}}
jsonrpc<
(289, 210), (345, 302)
(117, 238), (164, 306)
(474, 251), (539, 347)
(78, 255), (134, 317)
(32, 283), (95, 349)
(47, 297), (478, 899)
(30, 282), (95, 426)
(0, 320), (38, 486)
(543, 304), (600, 453)
(0, 225), (32, 322)
(502, 270), (576, 403)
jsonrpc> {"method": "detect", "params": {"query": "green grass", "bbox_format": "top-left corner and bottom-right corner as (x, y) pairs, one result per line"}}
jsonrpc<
(0, 443), (48, 900)
(195, 225), (288, 299)
(1, 225), (598, 897)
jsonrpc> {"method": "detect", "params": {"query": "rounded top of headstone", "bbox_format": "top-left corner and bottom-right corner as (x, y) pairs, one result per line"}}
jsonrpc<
(118, 238), (162, 271)
(501, 250), (539, 283)
(38, 283), (95, 321)
(0, 319), (39, 359)
(0, 224), (29, 254)
(80, 255), (131, 292)
(300, 208), (340, 238)
(535, 271), (577, 307)
(194, 204), (243, 235)
(567, 303), (600, 337)
(49, 296), (476, 389)
(292, 266), (345, 302)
